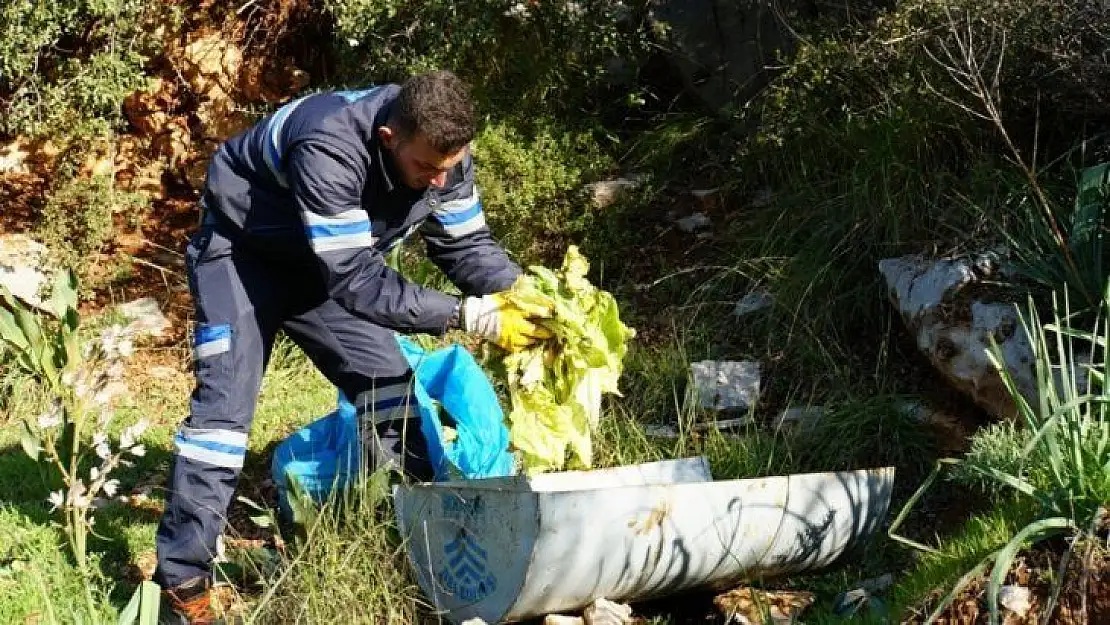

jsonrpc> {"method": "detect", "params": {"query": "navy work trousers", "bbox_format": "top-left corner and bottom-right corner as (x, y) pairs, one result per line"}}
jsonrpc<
(153, 222), (433, 588)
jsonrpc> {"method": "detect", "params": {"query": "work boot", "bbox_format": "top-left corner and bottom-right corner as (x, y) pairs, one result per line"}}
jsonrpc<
(159, 576), (224, 625)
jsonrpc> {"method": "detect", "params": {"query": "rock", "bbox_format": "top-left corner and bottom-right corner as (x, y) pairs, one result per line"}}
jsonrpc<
(998, 584), (1032, 617)
(584, 175), (647, 209)
(714, 587), (816, 625)
(583, 598), (633, 625)
(733, 290), (773, 317)
(690, 360), (760, 410)
(178, 34), (243, 101)
(676, 212), (711, 232)
(196, 98), (255, 143)
(879, 253), (1036, 420)
(461, 619), (489, 625)
(118, 297), (170, 338)
(0, 234), (55, 310)
(544, 615), (584, 625)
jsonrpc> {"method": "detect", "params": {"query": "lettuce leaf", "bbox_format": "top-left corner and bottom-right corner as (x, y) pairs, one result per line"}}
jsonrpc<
(499, 246), (635, 473)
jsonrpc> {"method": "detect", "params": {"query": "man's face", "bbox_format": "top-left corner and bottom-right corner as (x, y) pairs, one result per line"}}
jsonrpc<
(378, 126), (467, 190)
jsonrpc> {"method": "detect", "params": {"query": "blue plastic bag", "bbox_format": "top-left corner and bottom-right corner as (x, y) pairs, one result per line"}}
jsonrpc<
(271, 335), (516, 514)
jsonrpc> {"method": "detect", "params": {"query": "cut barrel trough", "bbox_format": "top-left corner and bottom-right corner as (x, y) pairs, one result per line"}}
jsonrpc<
(393, 457), (895, 623)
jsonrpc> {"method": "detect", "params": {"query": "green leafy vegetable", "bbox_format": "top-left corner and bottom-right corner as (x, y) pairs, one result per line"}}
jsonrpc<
(500, 246), (635, 473)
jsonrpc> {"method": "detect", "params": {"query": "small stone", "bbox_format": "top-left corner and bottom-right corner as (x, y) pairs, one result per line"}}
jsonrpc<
(998, 585), (1032, 617)
(583, 598), (633, 625)
(544, 615), (584, 625)
(733, 290), (773, 317)
(676, 212), (711, 233)
(584, 176), (647, 209)
(118, 297), (170, 338)
(690, 360), (760, 411)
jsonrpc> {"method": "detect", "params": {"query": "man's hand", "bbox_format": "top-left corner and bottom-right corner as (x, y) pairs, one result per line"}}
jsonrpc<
(461, 292), (553, 352)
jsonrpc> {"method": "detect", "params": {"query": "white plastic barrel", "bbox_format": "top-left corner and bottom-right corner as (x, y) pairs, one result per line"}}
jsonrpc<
(393, 457), (894, 623)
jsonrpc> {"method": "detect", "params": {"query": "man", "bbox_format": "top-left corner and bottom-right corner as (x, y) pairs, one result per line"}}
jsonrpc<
(155, 70), (549, 624)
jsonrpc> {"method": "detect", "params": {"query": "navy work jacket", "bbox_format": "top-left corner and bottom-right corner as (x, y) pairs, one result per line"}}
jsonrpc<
(199, 84), (521, 334)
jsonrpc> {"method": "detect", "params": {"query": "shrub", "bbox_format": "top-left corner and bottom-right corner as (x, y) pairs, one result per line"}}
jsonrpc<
(323, 0), (651, 119)
(472, 120), (616, 265)
(0, 0), (171, 140)
(34, 172), (148, 287)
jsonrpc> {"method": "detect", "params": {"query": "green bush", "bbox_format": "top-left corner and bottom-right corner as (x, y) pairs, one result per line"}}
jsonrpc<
(34, 172), (148, 287)
(472, 120), (616, 265)
(0, 0), (169, 139)
(323, 0), (651, 118)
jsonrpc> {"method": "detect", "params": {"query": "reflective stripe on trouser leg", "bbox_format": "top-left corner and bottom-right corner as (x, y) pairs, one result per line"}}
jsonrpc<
(352, 378), (433, 481)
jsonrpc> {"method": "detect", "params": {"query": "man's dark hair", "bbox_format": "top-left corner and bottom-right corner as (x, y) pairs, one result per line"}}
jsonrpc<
(388, 70), (476, 154)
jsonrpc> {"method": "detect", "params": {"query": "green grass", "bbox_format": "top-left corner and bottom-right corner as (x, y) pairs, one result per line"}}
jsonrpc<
(0, 330), (340, 623)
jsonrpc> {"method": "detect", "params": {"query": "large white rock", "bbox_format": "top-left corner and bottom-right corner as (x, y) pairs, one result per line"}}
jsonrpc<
(879, 253), (1035, 420)
(0, 234), (55, 311)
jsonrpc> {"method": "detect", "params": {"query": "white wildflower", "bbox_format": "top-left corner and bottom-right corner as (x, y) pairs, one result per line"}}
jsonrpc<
(37, 407), (62, 429)
(102, 479), (120, 498)
(69, 481), (91, 509)
(94, 435), (112, 459)
(120, 419), (148, 449)
(47, 490), (64, 512)
(565, 1), (585, 17)
(90, 466), (100, 482)
(347, 38), (359, 47)
(129, 444), (146, 458)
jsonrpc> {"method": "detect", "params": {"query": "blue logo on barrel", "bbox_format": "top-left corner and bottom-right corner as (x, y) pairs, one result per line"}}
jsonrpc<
(439, 529), (497, 602)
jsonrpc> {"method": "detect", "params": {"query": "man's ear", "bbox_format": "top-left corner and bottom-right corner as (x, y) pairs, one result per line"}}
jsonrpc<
(377, 125), (396, 149)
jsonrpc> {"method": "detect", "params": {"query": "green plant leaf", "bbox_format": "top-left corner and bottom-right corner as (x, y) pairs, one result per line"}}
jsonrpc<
(0, 305), (29, 351)
(20, 421), (40, 460)
(987, 517), (1073, 625)
(117, 580), (161, 625)
(48, 268), (78, 321)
